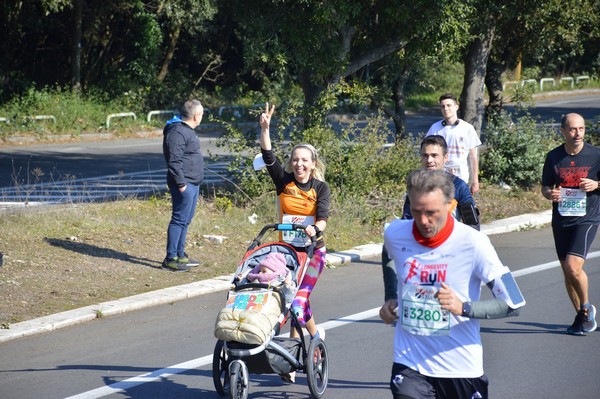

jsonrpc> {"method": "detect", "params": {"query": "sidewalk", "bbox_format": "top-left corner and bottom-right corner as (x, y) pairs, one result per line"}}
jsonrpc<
(0, 210), (552, 344)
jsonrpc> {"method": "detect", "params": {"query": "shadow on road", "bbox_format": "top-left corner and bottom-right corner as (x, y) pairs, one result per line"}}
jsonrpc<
(481, 320), (567, 335)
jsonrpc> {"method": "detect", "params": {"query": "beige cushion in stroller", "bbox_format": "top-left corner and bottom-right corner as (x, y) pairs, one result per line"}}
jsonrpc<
(214, 290), (282, 345)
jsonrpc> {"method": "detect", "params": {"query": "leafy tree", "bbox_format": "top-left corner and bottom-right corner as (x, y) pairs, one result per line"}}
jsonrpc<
(40, 0), (72, 12)
(480, 92), (560, 189)
(454, 0), (600, 135)
(153, 0), (217, 82)
(483, 0), (600, 121)
(231, 0), (474, 127)
(0, 1), (218, 104)
(367, 0), (472, 140)
(2, 0), (599, 131)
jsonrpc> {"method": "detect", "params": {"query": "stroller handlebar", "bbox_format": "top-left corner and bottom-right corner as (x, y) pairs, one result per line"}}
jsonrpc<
(248, 223), (318, 259)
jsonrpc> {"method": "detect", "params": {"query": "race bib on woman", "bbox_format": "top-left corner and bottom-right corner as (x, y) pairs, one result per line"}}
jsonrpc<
(281, 214), (315, 247)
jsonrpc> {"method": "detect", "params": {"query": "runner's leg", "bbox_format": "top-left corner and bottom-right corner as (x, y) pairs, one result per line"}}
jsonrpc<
(561, 255), (587, 311)
(290, 248), (326, 338)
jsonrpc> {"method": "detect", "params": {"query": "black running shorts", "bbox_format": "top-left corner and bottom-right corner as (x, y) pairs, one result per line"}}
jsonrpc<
(390, 362), (488, 399)
(552, 224), (598, 260)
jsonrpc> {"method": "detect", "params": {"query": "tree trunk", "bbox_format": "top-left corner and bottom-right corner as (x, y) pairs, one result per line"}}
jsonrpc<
(484, 58), (507, 124)
(71, 0), (83, 91)
(459, 14), (498, 135)
(299, 70), (325, 128)
(384, 72), (409, 141)
(158, 25), (181, 82)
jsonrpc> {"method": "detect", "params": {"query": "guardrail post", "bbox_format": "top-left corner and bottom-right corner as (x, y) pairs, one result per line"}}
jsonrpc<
(576, 75), (590, 85)
(521, 79), (538, 90)
(540, 78), (555, 91)
(27, 115), (56, 123)
(0, 117), (8, 123)
(502, 81), (518, 91)
(106, 112), (136, 128)
(559, 77), (574, 89)
(146, 110), (175, 122)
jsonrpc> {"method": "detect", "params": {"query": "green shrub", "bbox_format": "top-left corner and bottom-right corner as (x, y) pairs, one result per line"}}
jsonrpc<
(481, 110), (560, 189)
(213, 196), (234, 213)
(305, 115), (418, 200)
(584, 115), (600, 147)
(0, 86), (112, 137)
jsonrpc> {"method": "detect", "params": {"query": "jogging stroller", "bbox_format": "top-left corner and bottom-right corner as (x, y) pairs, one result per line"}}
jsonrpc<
(212, 223), (329, 399)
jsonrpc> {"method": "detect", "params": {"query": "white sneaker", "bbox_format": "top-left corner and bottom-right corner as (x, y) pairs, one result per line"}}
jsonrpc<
(583, 304), (597, 332)
(314, 326), (326, 341)
(281, 371), (296, 384)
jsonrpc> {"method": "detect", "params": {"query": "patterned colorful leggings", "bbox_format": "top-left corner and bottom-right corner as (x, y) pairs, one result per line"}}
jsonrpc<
(291, 247), (326, 327)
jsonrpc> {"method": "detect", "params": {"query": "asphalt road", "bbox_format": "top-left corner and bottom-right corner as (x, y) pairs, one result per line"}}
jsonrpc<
(0, 130), (231, 206)
(0, 227), (599, 398)
(507, 92), (600, 123)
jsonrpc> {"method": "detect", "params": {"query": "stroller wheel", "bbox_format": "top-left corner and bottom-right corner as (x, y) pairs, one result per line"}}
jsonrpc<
(306, 337), (329, 398)
(229, 359), (249, 399)
(212, 340), (229, 396)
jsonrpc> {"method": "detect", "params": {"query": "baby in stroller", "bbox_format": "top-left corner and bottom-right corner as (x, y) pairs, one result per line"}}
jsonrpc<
(240, 252), (296, 304)
(239, 252), (292, 285)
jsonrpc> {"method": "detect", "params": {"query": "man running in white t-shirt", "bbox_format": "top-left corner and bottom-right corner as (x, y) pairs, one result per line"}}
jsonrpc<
(380, 169), (525, 399)
(426, 93), (481, 194)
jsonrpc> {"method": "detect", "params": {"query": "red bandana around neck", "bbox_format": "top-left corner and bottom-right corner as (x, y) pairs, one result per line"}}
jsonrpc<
(412, 214), (454, 248)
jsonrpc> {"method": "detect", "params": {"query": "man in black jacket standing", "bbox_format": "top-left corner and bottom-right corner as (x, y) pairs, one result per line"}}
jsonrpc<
(162, 99), (204, 272)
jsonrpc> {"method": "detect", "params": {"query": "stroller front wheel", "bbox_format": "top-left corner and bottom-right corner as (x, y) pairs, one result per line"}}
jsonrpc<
(229, 359), (249, 399)
(306, 337), (329, 398)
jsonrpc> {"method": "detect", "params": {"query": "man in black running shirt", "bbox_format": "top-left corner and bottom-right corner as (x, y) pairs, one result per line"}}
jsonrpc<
(541, 113), (599, 335)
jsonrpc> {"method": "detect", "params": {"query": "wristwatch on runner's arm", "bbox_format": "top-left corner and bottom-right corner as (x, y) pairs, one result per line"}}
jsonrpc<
(461, 301), (472, 317)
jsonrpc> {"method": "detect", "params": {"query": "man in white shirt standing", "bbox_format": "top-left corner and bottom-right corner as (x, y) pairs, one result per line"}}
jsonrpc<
(426, 93), (481, 194)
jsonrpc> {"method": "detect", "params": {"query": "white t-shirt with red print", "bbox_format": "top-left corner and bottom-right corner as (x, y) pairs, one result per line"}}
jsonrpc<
(384, 217), (510, 378)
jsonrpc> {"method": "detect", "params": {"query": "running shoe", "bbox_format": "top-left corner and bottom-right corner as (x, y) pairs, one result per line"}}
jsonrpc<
(280, 371), (296, 384)
(313, 326), (326, 341)
(161, 257), (190, 272)
(566, 311), (586, 335)
(582, 304), (597, 333)
(178, 253), (201, 267)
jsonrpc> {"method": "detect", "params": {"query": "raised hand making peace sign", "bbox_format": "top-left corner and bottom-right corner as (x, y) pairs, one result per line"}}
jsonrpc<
(259, 102), (275, 130)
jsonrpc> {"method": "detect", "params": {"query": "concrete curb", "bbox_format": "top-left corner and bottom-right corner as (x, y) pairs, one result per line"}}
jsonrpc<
(0, 210), (552, 343)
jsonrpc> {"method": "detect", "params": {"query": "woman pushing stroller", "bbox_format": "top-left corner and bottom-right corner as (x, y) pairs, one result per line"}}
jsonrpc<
(259, 103), (330, 382)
